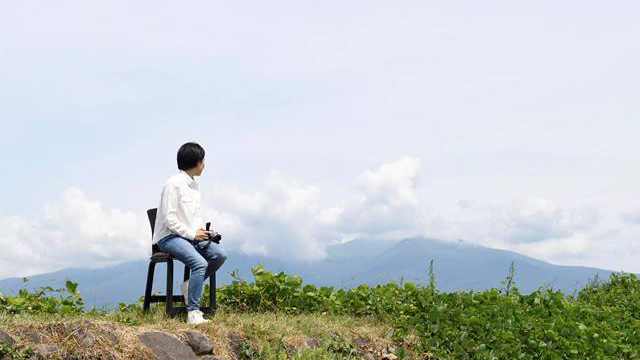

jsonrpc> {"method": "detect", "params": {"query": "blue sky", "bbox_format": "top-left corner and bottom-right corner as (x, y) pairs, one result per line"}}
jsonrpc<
(1, 1), (639, 279)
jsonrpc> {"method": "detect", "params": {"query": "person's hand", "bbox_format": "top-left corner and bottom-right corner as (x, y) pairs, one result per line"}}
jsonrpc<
(194, 229), (211, 241)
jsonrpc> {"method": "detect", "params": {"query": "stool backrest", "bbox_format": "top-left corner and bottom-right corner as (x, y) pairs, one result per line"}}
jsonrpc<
(147, 208), (157, 236)
(147, 208), (159, 254)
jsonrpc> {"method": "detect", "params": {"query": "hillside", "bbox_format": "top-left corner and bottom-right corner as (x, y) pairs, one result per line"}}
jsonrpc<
(0, 237), (615, 310)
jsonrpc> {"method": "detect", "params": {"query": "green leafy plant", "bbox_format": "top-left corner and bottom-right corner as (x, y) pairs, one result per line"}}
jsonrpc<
(0, 342), (34, 359)
(0, 279), (83, 315)
(323, 335), (359, 358)
(213, 264), (640, 359)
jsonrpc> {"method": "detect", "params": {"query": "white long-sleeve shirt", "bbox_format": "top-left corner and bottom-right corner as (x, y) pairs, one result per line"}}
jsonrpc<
(152, 170), (205, 244)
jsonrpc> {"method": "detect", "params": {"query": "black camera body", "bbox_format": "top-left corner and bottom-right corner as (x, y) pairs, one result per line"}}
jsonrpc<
(205, 222), (222, 244)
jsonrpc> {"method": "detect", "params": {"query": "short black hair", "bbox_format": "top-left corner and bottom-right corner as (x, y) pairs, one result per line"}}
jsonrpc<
(177, 142), (205, 170)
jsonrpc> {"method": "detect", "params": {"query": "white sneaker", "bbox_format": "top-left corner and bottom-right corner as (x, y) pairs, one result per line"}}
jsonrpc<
(187, 309), (210, 325)
(181, 280), (189, 304)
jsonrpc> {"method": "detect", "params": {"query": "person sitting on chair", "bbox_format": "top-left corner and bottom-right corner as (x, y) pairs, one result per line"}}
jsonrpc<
(152, 142), (227, 325)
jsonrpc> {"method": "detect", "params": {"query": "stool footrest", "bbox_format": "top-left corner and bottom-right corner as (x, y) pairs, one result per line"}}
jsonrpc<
(147, 295), (185, 303)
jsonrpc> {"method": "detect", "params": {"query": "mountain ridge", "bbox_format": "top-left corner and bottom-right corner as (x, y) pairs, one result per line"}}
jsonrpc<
(0, 237), (616, 309)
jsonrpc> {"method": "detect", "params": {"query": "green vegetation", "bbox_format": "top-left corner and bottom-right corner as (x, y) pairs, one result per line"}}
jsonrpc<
(2, 263), (640, 359)
(211, 263), (640, 359)
(0, 278), (83, 315)
(0, 342), (33, 360)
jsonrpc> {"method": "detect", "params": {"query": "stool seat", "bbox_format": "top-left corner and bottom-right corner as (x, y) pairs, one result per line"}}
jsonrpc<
(150, 252), (172, 262)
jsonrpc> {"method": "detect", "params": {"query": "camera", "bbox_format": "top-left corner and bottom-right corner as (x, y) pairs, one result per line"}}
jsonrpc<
(205, 222), (222, 244)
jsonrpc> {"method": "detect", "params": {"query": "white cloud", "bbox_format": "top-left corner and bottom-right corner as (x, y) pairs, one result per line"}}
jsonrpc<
(356, 157), (421, 208)
(0, 157), (426, 279)
(492, 199), (600, 244)
(430, 198), (597, 239)
(202, 171), (327, 261)
(195, 158), (427, 262)
(621, 210), (640, 225)
(512, 233), (591, 260)
(0, 188), (148, 279)
(327, 157), (426, 240)
(1, 157), (638, 279)
(422, 198), (603, 263)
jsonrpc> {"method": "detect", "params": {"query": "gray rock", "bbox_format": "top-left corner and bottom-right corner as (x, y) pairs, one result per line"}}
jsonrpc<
(15, 327), (41, 343)
(102, 330), (119, 345)
(184, 330), (213, 355)
(32, 344), (61, 358)
(363, 352), (376, 360)
(138, 331), (198, 360)
(353, 336), (369, 348)
(72, 328), (95, 347)
(43, 322), (66, 337)
(0, 329), (15, 345)
(306, 338), (320, 349)
(227, 332), (248, 358)
(89, 322), (119, 344)
(227, 332), (245, 346)
(102, 323), (117, 332)
(283, 343), (297, 357)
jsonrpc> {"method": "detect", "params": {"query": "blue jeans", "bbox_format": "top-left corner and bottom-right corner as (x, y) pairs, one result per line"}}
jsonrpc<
(157, 234), (227, 311)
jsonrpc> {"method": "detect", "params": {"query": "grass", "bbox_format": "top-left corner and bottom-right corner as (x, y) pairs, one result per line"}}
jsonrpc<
(0, 305), (420, 359)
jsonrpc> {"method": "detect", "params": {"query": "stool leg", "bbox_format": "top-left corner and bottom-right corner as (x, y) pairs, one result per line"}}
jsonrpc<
(182, 265), (190, 305)
(208, 271), (216, 314)
(143, 262), (156, 313)
(166, 260), (174, 316)
(183, 265), (190, 282)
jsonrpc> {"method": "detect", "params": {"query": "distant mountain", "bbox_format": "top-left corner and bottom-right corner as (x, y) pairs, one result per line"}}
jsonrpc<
(0, 237), (615, 310)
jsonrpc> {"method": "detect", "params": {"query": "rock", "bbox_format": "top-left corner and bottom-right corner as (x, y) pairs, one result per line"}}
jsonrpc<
(184, 330), (213, 355)
(138, 331), (198, 360)
(283, 343), (297, 357)
(72, 328), (95, 347)
(0, 330), (15, 345)
(32, 344), (61, 359)
(353, 336), (369, 348)
(363, 352), (376, 360)
(306, 338), (320, 349)
(382, 354), (398, 360)
(89, 322), (119, 344)
(73, 318), (96, 328)
(227, 332), (247, 356)
(102, 323), (117, 332)
(103, 330), (119, 345)
(15, 327), (42, 343)
(43, 322), (67, 336)
(227, 332), (246, 346)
